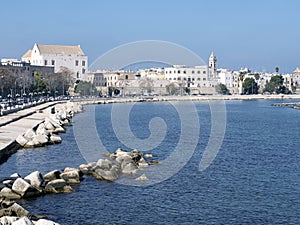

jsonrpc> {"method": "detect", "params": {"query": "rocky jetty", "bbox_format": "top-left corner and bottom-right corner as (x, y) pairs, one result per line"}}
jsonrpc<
(15, 102), (83, 148)
(0, 148), (154, 224)
(272, 102), (300, 110)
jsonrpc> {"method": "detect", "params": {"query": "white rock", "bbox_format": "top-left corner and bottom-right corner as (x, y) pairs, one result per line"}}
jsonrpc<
(24, 129), (36, 139)
(135, 173), (148, 182)
(96, 159), (113, 170)
(49, 134), (62, 143)
(43, 170), (61, 183)
(53, 126), (65, 133)
(24, 171), (44, 188)
(144, 153), (153, 158)
(60, 170), (80, 184)
(12, 216), (33, 225)
(36, 123), (49, 136)
(0, 187), (22, 199)
(0, 216), (19, 225)
(35, 219), (60, 225)
(10, 173), (21, 178)
(44, 120), (55, 131)
(12, 178), (32, 197)
(31, 134), (49, 146)
(24, 140), (35, 148)
(16, 135), (29, 147)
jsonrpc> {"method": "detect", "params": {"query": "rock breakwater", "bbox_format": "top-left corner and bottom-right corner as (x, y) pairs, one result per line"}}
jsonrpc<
(0, 148), (154, 224)
(15, 102), (83, 148)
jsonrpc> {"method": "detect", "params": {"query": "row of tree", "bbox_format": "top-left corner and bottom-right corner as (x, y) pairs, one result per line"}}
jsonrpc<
(215, 75), (293, 95)
(0, 67), (81, 98)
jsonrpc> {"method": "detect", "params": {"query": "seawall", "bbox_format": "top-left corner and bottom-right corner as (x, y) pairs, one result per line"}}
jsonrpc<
(0, 101), (67, 163)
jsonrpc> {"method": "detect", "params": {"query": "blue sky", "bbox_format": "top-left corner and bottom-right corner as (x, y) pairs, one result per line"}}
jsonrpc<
(0, 0), (299, 73)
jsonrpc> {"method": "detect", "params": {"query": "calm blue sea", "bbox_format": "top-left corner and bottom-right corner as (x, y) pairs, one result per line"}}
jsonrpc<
(0, 100), (299, 225)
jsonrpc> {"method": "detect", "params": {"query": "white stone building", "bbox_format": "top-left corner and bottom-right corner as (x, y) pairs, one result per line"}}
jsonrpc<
(22, 44), (88, 80)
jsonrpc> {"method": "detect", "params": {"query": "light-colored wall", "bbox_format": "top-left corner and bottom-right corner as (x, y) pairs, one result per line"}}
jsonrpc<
(30, 44), (88, 80)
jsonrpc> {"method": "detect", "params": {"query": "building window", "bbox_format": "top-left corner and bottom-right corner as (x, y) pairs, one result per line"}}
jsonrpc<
(125, 75), (128, 80)
(203, 78), (206, 81)
(178, 70), (181, 74)
(77, 72), (79, 78)
(75, 60), (79, 66)
(203, 71), (206, 74)
(197, 78), (200, 81)
(183, 70), (186, 74)
(197, 71), (200, 74)
(82, 68), (86, 74)
(44, 60), (47, 65)
(192, 71), (194, 74)
(51, 60), (55, 65)
(82, 61), (86, 66)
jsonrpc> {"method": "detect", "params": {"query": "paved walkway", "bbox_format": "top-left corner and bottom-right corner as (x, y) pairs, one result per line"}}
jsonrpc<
(0, 101), (66, 160)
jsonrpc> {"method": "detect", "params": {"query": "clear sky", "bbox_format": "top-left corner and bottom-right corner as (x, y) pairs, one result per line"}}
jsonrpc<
(0, 0), (299, 73)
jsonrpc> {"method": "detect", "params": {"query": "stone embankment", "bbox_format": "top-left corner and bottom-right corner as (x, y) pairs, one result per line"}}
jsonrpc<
(0, 148), (154, 225)
(15, 102), (82, 148)
(272, 102), (300, 110)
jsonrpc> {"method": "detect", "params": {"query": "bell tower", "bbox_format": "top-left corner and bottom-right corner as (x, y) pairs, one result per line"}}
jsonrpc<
(209, 52), (217, 78)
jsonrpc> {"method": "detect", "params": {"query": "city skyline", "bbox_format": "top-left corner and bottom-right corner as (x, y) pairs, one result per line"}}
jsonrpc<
(1, 0), (299, 73)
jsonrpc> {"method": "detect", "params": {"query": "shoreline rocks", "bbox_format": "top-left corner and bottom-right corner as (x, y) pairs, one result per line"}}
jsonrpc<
(15, 102), (83, 149)
(0, 148), (155, 225)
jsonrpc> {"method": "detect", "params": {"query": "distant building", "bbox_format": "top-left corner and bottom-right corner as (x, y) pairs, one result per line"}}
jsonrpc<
(22, 44), (88, 80)
(217, 69), (239, 94)
(293, 68), (300, 92)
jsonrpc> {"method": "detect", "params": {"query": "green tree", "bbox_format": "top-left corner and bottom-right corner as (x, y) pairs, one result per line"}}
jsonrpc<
(242, 78), (258, 94)
(263, 75), (290, 94)
(254, 73), (260, 81)
(30, 71), (47, 94)
(74, 81), (97, 96)
(215, 83), (230, 95)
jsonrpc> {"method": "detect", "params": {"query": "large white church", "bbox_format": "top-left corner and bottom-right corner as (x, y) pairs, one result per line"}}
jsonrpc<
(22, 43), (88, 80)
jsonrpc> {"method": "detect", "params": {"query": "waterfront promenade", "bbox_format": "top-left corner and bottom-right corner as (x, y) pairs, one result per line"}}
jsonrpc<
(0, 101), (67, 162)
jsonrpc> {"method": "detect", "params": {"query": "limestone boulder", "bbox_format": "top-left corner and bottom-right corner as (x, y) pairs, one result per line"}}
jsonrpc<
(35, 218), (61, 225)
(31, 134), (49, 146)
(2, 203), (30, 218)
(12, 178), (40, 198)
(0, 187), (21, 200)
(49, 134), (62, 144)
(135, 174), (148, 182)
(53, 126), (65, 133)
(44, 119), (55, 131)
(36, 123), (49, 136)
(24, 140), (35, 148)
(122, 162), (139, 175)
(24, 171), (44, 188)
(24, 129), (36, 139)
(96, 159), (113, 170)
(45, 179), (72, 193)
(11, 178), (31, 197)
(43, 170), (61, 184)
(60, 170), (81, 184)
(12, 216), (34, 225)
(0, 216), (19, 225)
(16, 135), (29, 147)
(10, 173), (21, 178)
(93, 166), (120, 181)
(79, 163), (95, 175)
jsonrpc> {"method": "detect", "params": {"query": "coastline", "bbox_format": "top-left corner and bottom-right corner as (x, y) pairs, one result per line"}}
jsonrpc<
(1, 94), (300, 162)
